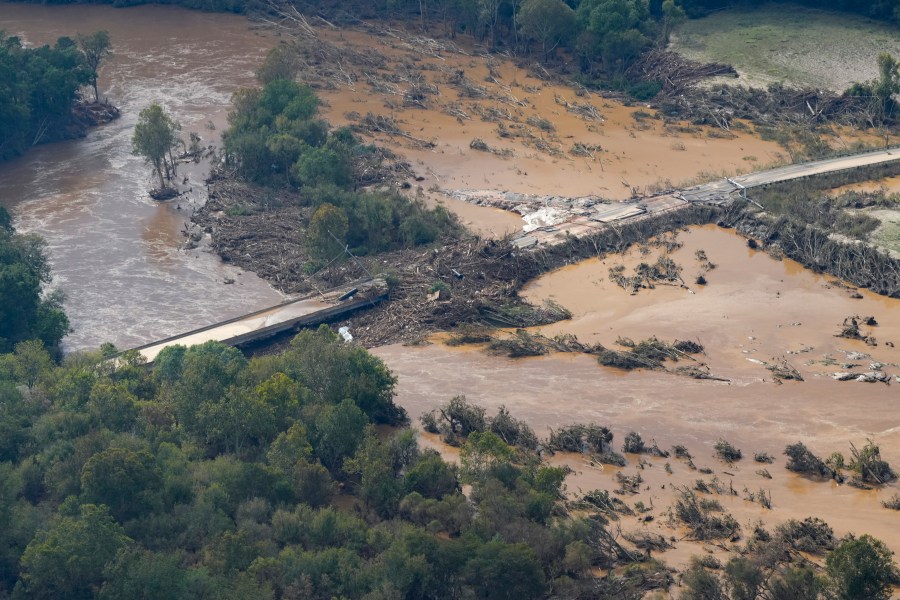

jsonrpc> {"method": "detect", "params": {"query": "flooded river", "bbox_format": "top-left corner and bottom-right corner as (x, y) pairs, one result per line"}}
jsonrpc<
(373, 226), (900, 561)
(0, 3), (283, 351)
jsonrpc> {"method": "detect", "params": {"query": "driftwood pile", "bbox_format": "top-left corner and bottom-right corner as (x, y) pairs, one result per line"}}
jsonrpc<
(626, 49), (737, 95)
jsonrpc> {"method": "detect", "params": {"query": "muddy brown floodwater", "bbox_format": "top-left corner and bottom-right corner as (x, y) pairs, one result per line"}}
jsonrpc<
(0, 3), (283, 351)
(373, 225), (900, 568)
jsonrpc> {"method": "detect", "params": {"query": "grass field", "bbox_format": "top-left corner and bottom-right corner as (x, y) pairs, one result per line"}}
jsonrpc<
(670, 3), (900, 92)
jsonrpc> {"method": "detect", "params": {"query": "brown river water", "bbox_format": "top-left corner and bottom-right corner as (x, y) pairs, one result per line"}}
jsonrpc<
(374, 226), (900, 565)
(0, 3), (283, 351)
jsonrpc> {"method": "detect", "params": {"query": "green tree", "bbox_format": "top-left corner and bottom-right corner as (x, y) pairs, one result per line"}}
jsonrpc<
(283, 325), (402, 423)
(403, 449), (460, 499)
(99, 547), (195, 600)
(723, 557), (764, 600)
(81, 447), (162, 522)
(0, 227), (69, 352)
(86, 381), (139, 432)
(518, 0), (576, 62)
(874, 52), (900, 118)
(293, 146), (353, 188)
(463, 540), (546, 600)
(826, 534), (897, 600)
(459, 431), (514, 483)
(255, 44), (300, 85)
(196, 385), (278, 454)
(679, 558), (727, 599)
(12, 340), (54, 390)
(769, 566), (822, 600)
(661, 0), (686, 45)
(344, 429), (404, 517)
(576, 0), (651, 73)
(132, 103), (181, 190)
(16, 504), (130, 599)
(267, 422), (313, 472)
(312, 399), (368, 472)
(75, 31), (112, 103)
(306, 203), (349, 264)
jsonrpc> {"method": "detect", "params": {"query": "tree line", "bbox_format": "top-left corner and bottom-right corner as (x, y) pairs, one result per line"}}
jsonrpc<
(0, 207), (70, 354)
(11, 0), (900, 87)
(0, 31), (112, 162)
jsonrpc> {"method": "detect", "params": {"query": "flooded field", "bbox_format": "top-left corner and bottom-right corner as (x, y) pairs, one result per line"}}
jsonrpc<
(308, 27), (783, 202)
(374, 225), (900, 566)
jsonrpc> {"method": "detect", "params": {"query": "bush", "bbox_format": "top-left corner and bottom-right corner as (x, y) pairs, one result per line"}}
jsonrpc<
(548, 424), (613, 454)
(784, 442), (831, 478)
(714, 440), (742, 462)
(826, 534), (898, 600)
(622, 431), (645, 454)
(776, 517), (835, 554)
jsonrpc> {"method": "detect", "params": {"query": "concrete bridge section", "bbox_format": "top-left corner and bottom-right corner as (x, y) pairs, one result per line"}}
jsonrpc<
(513, 147), (900, 247)
(128, 279), (387, 363)
(679, 147), (900, 204)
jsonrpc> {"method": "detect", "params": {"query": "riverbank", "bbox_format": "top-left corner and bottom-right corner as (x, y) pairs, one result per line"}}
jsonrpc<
(0, 2), (284, 351)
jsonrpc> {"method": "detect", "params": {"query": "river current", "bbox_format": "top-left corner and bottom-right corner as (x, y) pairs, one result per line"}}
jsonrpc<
(0, 3), (283, 351)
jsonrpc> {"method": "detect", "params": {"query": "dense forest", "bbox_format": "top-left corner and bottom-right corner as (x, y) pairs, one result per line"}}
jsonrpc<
(0, 328), (621, 599)
(7, 0), (900, 77)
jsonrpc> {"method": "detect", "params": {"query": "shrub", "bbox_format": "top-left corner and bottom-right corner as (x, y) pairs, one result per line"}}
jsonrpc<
(714, 440), (742, 462)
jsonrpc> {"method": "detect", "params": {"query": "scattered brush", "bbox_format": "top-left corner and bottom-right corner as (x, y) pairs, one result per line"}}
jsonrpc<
(673, 487), (741, 541)
(775, 517), (835, 554)
(615, 472), (644, 495)
(882, 494), (900, 510)
(754, 452), (775, 464)
(714, 439), (742, 462)
(548, 423), (614, 454)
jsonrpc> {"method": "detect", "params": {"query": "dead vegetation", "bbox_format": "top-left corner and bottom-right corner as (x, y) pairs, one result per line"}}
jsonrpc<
(596, 336), (705, 374)
(626, 49), (737, 96)
(673, 487), (741, 541)
(577, 489), (635, 519)
(548, 423), (614, 455)
(835, 315), (878, 346)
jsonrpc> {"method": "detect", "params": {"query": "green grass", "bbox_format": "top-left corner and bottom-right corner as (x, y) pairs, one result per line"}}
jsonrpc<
(671, 3), (900, 92)
(871, 215), (900, 254)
